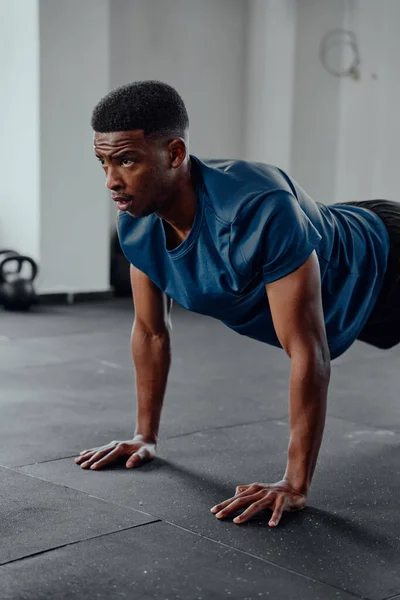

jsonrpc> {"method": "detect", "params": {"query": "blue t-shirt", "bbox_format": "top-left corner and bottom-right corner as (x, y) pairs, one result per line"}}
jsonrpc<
(117, 156), (390, 359)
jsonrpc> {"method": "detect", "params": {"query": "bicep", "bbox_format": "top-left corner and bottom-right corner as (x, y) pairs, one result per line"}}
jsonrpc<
(130, 264), (172, 335)
(265, 251), (329, 359)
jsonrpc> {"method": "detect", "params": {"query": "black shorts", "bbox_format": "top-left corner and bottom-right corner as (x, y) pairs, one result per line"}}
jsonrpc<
(336, 200), (400, 349)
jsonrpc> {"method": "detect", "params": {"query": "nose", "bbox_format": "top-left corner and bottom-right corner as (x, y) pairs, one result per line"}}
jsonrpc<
(105, 167), (123, 191)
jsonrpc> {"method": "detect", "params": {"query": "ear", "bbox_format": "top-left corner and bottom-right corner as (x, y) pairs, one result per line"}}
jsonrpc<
(168, 138), (187, 168)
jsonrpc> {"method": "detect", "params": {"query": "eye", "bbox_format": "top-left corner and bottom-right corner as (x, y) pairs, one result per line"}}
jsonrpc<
(96, 157), (105, 165)
(121, 158), (134, 166)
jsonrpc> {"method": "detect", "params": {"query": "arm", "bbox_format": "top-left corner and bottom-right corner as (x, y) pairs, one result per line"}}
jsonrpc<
(266, 250), (330, 494)
(76, 265), (172, 470)
(211, 251), (330, 525)
(130, 264), (173, 444)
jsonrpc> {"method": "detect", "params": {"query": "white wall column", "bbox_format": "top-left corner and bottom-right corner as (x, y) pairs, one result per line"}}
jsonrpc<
(0, 0), (40, 260)
(1, 0), (111, 295)
(245, 0), (297, 171)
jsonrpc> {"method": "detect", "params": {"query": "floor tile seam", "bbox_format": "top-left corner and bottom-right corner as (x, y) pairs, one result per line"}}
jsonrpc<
(7, 408), (397, 472)
(326, 413), (400, 436)
(6, 416), (289, 470)
(384, 593), (400, 600)
(0, 520), (161, 569)
(1, 459), (365, 599)
(164, 414), (289, 441)
(1, 465), (162, 521)
(160, 519), (366, 600)
(5, 456), (81, 469)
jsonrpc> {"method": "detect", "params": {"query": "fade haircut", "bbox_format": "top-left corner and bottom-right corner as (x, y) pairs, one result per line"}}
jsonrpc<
(91, 80), (189, 139)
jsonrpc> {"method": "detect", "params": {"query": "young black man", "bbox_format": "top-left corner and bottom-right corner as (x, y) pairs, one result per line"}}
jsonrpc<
(75, 80), (400, 528)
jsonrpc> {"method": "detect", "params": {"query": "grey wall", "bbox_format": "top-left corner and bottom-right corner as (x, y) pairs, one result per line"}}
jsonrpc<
(3, 0), (400, 294)
(108, 0), (249, 231)
(110, 0), (248, 157)
(39, 0), (110, 292)
(291, 0), (345, 205)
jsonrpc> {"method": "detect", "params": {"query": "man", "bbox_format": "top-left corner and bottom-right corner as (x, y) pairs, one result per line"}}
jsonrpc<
(75, 80), (399, 528)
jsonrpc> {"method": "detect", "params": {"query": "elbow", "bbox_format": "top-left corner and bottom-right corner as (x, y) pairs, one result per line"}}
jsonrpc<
(289, 340), (331, 379)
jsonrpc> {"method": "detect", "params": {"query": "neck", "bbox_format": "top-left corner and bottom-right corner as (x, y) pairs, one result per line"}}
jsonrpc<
(155, 158), (197, 238)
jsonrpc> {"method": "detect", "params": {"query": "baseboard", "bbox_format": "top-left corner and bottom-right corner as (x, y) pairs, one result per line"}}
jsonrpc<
(39, 290), (115, 305)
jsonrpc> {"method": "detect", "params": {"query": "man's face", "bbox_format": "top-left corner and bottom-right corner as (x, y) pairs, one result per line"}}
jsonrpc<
(93, 130), (176, 217)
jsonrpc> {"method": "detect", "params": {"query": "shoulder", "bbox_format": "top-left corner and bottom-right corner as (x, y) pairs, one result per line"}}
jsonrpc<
(228, 189), (322, 278)
(230, 190), (312, 251)
(192, 156), (296, 224)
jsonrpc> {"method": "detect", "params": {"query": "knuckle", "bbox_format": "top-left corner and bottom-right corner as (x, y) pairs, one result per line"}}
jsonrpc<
(251, 483), (262, 490)
(236, 499), (248, 507)
(118, 442), (128, 451)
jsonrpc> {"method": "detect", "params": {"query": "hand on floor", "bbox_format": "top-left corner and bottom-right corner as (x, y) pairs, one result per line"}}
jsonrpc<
(75, 436), (156, 470)
(210, 480), (306, 527)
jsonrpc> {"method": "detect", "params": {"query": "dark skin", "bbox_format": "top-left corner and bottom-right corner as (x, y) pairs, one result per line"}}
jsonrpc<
(76, 130), (331, 527)
(93, 130), (196, 243)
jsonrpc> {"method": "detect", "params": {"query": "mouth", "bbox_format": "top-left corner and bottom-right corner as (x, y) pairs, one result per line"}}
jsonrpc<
(112, 196), (133, 211)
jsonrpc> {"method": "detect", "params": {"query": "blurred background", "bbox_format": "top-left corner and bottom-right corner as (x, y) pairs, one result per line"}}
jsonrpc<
(0, 0), (399, 299)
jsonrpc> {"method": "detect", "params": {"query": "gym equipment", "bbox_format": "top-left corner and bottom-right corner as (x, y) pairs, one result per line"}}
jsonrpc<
(0, 249), (19, 257)
(0, 250), (22, 280)
(0, 249), (20, 265)
(0, 255), (38, 311)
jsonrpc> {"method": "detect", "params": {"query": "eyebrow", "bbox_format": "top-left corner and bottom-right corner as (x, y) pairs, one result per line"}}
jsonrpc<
(95, 150), (139, 160)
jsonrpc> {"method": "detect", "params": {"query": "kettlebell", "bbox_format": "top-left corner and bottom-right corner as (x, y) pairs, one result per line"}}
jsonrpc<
(0, 255), (38, 311)
(0, 250), (21, 270)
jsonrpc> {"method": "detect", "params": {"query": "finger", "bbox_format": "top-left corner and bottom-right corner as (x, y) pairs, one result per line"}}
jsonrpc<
(79, 448), (95, 455)
(80, 449), (111, 469)
(90, 446), (123, 470)
(235, 484), (251, 495)
(126, 453), (142, 469)
(210, 498), (234, 513)
(210, 485), (257, 513)
(269, 496), (287, 527)
(214, 493), (264, 519)
(233, 494), (274, 524)
(126, 448), (151, 469)
(75, 451), (96, 464)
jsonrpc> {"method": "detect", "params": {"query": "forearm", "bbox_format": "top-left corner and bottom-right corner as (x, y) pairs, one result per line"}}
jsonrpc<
(131, 324), (171, 443)
(283, 350), (330, 494)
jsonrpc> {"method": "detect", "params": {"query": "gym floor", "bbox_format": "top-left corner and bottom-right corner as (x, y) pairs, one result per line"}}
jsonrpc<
(1, 299), (400, 600)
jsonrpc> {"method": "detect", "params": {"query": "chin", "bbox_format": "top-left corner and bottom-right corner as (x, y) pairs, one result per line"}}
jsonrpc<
(128, 207), (152, 218)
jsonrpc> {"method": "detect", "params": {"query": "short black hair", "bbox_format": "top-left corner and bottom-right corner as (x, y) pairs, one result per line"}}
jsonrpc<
(91, 80), (189, 138)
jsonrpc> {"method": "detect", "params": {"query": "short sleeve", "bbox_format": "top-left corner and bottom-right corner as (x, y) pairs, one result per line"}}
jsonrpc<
(229, 191), (322, 283)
